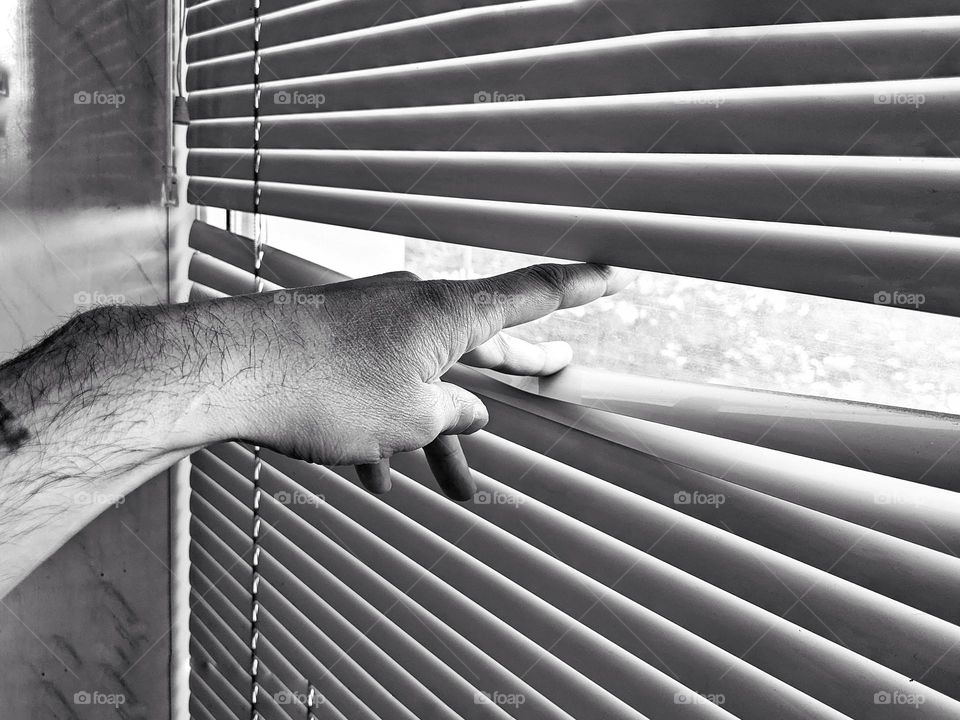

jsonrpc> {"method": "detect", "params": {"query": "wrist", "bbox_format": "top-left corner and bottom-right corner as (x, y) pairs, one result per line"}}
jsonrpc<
(141, 300), (246, 451)
(163, 294), (278, 450)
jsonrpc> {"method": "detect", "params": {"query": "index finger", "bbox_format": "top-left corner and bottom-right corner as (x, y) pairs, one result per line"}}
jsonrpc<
(460, 263), (635, 344)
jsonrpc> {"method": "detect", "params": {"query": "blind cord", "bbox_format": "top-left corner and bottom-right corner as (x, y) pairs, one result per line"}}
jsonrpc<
(250, 1), (264, 719)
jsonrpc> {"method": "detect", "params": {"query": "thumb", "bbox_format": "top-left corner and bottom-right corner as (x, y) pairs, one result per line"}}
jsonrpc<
(431, 382), (489, 435)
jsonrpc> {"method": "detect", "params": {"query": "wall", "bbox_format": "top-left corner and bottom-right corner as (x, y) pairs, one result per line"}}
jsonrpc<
(0, 0), (173, 717)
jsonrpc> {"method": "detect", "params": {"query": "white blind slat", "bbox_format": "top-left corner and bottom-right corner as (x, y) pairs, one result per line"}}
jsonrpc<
(188, 181), (960, 317)
(188, 17), (960, 115)
(186, 0), (960, 89)
(187, 151), (960, 237)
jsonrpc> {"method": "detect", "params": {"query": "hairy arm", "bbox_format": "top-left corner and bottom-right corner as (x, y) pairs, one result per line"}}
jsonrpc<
(0, 302), (234, 595)
(0, 264), (630, 598)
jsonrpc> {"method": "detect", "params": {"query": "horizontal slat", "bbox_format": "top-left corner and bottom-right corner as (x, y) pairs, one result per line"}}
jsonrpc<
(191, 493), (251, 560)
(191, 540), (253, 625)
(457, 388), (960, 626)
(204, 447), (662, 720)
(216, 450), (755, 719)
(191, 477), (425, 720)
(190, 669), (244, 720)
(194, 448), (580, 719)
(186, 0), (310, 32)
(261, 514), (576, 719)
(325, 464), (858, 719)
(256, 612), (385, 720)
(187, 540), (301, 720)
(212, 441), (960, 717)
(251, 637), (323, 720)
(189, 282), (228, 301)
(190, 621), (248, 700)
(391, 437), (960, 700)
(192, 524), (378, 720)
(190, 660), (250, 719)
(258, 583), (427, 720)
(190, 512), (249, 590)
(251, 683), (297, 720)
(191, 462), (255, 535)
(188, 249), (283, 295)
(189, 694), (219, 720)
(188, 178), (960, 318)
(233, 444), (960, 719)
(189, 17), (960, 116)
(190, 568), (251, 645)
(484, 366), (960, 490)
(188, 0), (527, 58)
(187, 78), (960, 157)
(186, 150), (960, 237)
(374, 460), (960, 718)
(190, 641), (291, 720)
(449, 367), (960, 550)
(189, 220), (348, 286)
(191, 587), (251, 671)
(186, 0), (960, 89)
(257, 559), (497, 720)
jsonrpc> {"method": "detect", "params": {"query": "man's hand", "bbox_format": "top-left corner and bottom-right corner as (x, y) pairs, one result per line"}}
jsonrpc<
(197, 263), (632, 496)
(0, 262), (630, 597)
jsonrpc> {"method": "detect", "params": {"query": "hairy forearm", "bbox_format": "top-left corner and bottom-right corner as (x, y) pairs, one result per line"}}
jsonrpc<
(0, 301), (241, 597)
(0, 263), (626, 598)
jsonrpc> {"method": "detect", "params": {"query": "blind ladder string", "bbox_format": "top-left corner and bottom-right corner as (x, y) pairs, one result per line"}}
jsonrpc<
(250, 1), (265, 719)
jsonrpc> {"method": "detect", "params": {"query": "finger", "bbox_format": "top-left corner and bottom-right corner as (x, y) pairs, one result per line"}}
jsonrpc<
(461, 334), (573, 376)
(424, 435), (476, 501)
(431, 382), (489, 435)
(355, 459), (392, 494)
(460, 264), (637, 346)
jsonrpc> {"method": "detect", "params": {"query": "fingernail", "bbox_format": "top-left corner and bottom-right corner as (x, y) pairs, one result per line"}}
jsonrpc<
(604, 267), (641, 295)
(356, 460), (391, 494)
(542, 340), (573, 374)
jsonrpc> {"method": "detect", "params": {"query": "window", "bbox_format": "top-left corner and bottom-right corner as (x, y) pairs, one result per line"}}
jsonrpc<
(184, 2), (960, 719)
(245, 212), (960, 414)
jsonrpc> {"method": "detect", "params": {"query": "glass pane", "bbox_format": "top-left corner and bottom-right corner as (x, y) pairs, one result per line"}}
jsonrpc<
(263, 215), (960, 415)
(404, 238), (960, 415)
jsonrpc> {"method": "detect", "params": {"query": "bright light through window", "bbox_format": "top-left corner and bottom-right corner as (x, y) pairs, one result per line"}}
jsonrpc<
(256, 213), (960, 415)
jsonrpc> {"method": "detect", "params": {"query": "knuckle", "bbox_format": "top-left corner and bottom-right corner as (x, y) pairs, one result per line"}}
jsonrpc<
(528, 264), (569, 300)
(411, 391), (448, 440)
(391, 270), (421, 282)
(415, 280), (465, 318)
